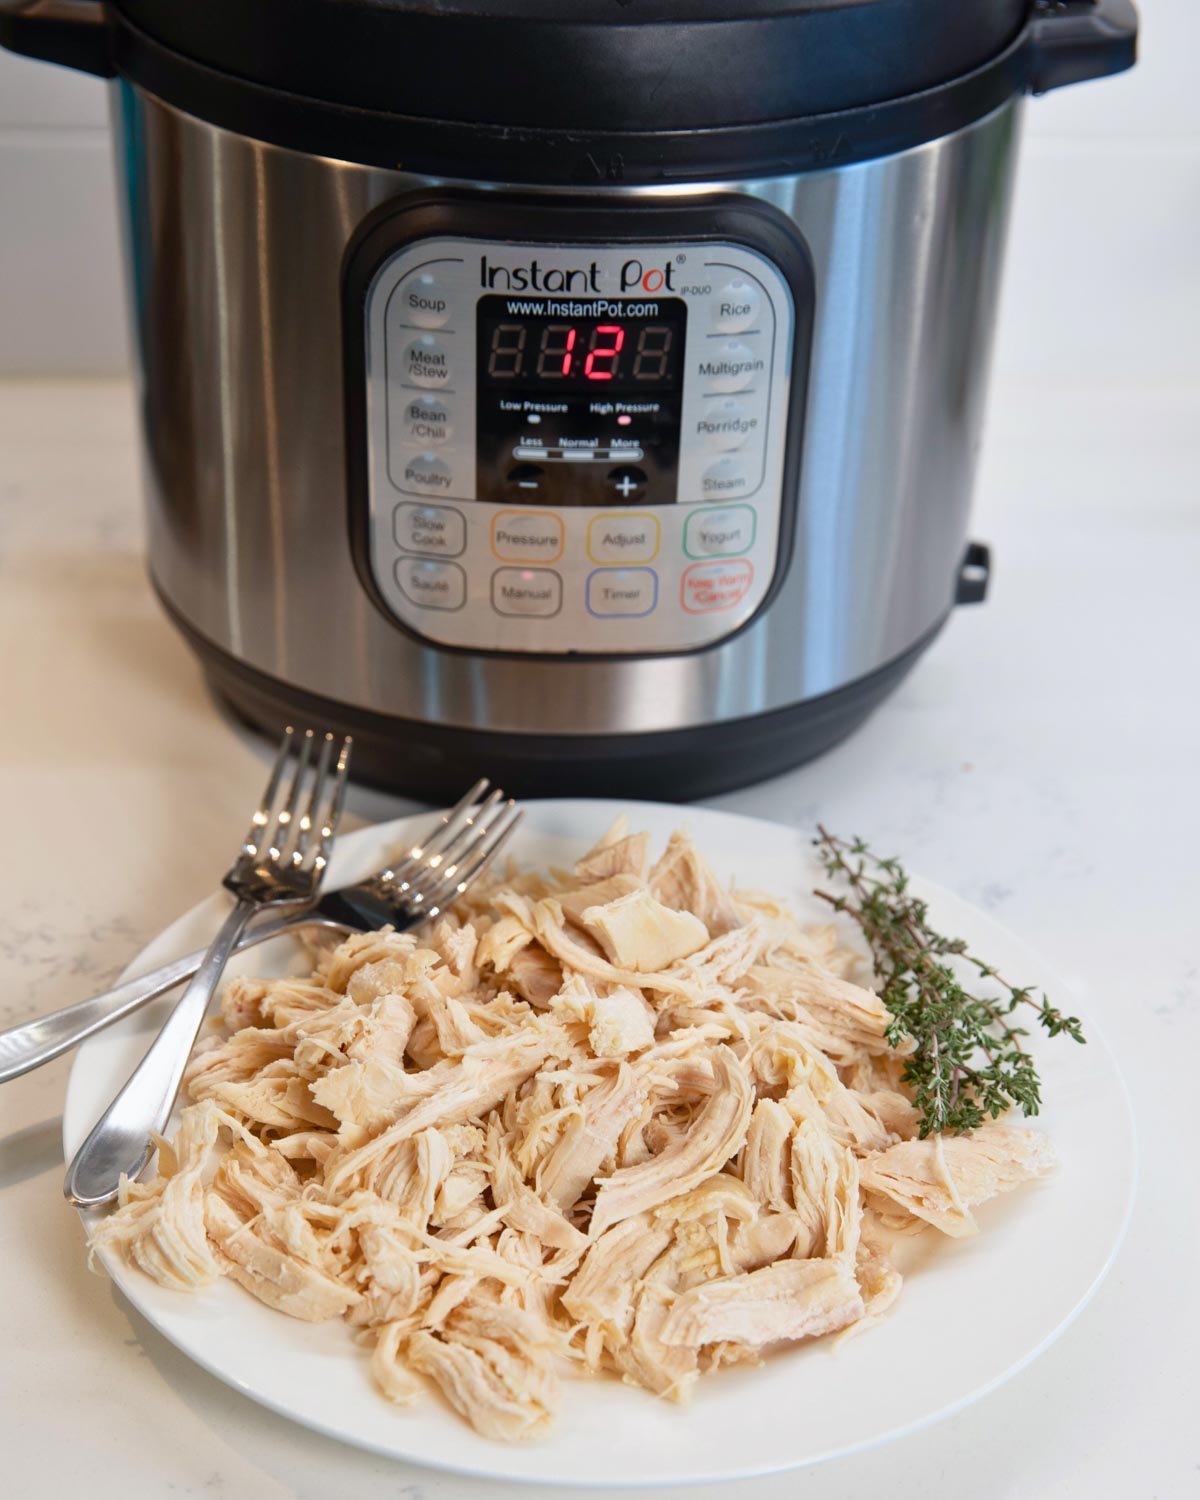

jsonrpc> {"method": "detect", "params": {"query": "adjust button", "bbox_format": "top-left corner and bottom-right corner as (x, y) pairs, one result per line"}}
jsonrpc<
(400, 271), (452, 329)
(491, 567), (563, 618)
(684, 504), (756, 559)
(492, 510), (564, 563)
(710, 278), (761, 335)
(395, 558), (466, 611)
(697, 339), (764, 394)
(401, 334), (452, 387)
(394, 503), (466, 558)
(401, 394), (453, 446)
(398, 451), (454, 496)
(588, 512), (660, 565)
(586, 568), (658, 618)
(699, 457), (752, 500)
(681, 559), (754, 614)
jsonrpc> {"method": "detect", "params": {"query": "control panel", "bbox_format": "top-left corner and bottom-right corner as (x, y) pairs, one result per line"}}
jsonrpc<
(349, 201), (807, 656)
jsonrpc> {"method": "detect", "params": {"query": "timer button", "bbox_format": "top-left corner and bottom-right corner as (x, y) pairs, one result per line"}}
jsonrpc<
(711, 279), (762, 335)
(697, 339), (764, 395)
(395, 558), (466, 612)
(586, 568), (658, 618)
(700, 457), (752, 500)
(398, 451), (454, 496)
(401, 271), (452, 330)
(402, 334), (452, 388)
(402, 395), (453, 446)
(694, 398), (757, 452)
(606, 465), (648, 502)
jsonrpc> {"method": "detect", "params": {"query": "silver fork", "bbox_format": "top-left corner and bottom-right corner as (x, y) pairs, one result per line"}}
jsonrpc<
(63, 727), (353, 1207)
(0, 779), (522, 1087)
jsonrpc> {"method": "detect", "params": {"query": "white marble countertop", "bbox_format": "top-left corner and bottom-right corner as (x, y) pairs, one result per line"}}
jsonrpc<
(0, 376), (1196, 1500)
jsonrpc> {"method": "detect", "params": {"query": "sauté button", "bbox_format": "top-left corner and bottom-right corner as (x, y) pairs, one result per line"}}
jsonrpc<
(400, 271), (452, 330)
(491, 510), (564, 563)
(398, 451), (454, 495)
(681, 558), (754, 613)
(696, 339), (763, 394)
(587, 512), (661, 565)
(711, 278), (761, 335)
(402, 334), (452, 387)
(586, 567), (658, 618)
(700, 457), (751, 499)
(401, 395), (453, 446)
(694, 398), (757, 452)
(394, 503), (466, 558)
(395, 558), (466, 611)
(684, 504), (756, 559)
(491, 567), (563, 618)
(606, 465), (648, 502)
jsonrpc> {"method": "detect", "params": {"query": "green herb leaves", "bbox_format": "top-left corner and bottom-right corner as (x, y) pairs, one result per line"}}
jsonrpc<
(813, 828), (1085, 1139)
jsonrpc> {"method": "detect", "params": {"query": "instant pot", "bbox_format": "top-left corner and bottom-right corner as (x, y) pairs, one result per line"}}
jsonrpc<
(2, 1), (1138, 799)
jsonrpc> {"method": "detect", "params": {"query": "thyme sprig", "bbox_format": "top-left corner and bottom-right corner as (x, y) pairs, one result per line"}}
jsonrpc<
(813, 827), (1085, 1138)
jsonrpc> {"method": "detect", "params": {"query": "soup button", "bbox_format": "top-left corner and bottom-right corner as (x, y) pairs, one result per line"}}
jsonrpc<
(681, 558), (754, 613)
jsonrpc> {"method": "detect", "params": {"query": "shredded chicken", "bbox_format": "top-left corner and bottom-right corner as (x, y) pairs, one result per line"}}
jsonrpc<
(89, 824), (1058, 1441)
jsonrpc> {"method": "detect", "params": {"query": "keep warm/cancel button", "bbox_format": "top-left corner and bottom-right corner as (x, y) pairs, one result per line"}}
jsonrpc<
(681, 558), (754, 614)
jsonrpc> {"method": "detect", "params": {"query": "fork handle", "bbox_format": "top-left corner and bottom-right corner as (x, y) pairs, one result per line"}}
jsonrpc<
(0, 910), (354, 1087)
(64, 899), (261, 1206)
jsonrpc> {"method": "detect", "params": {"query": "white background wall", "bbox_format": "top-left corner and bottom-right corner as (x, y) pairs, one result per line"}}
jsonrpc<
(0, 1), (1196, 382)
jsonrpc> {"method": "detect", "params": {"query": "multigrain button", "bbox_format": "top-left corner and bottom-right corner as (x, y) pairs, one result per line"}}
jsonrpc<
(711, 278), (761, 334)
(491, 509), (564, 563)
(400, 271), (451, 329)
(694, 398), (757, 452)
(401, 394), (453, 445)
(402, 334), (451, 387)
(696, 339), (763, 394)
(586, 567), (658, 618)
(700, 456), (751, 499)
(394, 503), (465, 558)
(587, 512), (660, 565)
(684, 504), (756, 559)
(491, 567), (563, 618)
(681, 558), (754, 614)
(399, 451), (454, 495)
(395, 558), (466, 611)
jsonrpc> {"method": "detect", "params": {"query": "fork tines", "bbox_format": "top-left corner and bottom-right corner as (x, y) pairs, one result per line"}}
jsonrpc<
(240, 727), (354, 875)
(382, 778), (522, 921)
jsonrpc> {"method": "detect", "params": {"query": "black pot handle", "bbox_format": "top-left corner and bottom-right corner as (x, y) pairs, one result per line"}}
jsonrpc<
(0, 0), (114, 78)
(1026, 0), (1139, 95)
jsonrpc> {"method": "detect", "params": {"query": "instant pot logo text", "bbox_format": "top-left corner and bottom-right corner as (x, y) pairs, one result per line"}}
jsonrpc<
(479, 255), (676, 295)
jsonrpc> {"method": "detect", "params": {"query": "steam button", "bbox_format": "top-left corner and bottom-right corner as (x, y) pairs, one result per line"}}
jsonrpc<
(700, 457), (751, 499)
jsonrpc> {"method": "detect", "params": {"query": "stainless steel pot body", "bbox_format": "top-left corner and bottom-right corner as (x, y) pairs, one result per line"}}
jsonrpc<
(111, 83), (1022, 738)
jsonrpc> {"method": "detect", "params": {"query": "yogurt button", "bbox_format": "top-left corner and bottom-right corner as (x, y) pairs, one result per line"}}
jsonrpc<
(711, 278), (761, 334)
(684, 504), (756, 559)
(402, 334), (452, 387)
(401, 272), (452, 329)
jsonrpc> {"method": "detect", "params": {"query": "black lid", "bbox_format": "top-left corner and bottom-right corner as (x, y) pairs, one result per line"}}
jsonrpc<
(110, 0), (1029, 132)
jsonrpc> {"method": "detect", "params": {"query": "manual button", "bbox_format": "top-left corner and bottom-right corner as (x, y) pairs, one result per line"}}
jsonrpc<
(587, 512), (660, 565)
(491, 567), (562, 618)
(395, 503), (465, 558)
(684, 504), (756, 559)
(395, 558), (466, 611)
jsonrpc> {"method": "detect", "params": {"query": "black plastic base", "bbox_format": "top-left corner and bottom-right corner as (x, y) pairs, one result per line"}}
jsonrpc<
(166, 598), (944, 802)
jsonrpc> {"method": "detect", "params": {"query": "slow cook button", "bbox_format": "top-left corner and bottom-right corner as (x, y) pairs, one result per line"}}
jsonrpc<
(684, 504), (756, 559)
(696, 339), (764, 394)
(394, 503), (465, 558)
(694, 398), (757, 452)
(491, 567), (563, 618)
(492, 510), (564, 563)
(401, 394), (453, 445)
(587, 512), (661, 564)
(700, 457), (751, 499)
(395, 557), (466, 611)
(399, 451), (454, 495)
(400, 271), (452, 330)
(681, 559), (755, 614)
(710, 278), (761, 335)
(586, 568), (658, 618)
(402, 334), (451, 387)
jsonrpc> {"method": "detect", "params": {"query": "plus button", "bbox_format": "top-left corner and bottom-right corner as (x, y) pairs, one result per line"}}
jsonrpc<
(607, 465), (647, 501)
(615, 475), (637, 498)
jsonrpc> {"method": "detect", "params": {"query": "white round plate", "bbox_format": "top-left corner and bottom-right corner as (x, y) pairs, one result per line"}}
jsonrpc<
(65, 801), (1135, 1488)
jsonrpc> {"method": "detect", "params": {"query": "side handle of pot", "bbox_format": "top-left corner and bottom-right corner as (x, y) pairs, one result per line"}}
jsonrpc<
(0, 0), (114, 79)
(1026, 0), (1139, 95)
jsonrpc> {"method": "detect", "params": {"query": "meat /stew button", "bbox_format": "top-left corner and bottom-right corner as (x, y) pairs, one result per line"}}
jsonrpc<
(681, 558), (754, 614)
